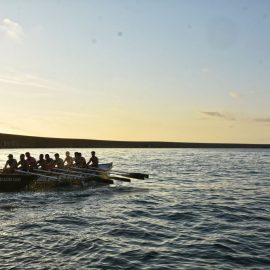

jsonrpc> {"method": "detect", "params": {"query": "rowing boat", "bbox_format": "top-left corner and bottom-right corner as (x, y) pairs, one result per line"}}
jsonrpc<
(0, 163), (114, 192)
(0, 173), (37, 192)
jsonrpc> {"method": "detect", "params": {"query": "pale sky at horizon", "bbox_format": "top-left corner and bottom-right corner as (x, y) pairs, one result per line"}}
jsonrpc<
(0, 0), (270, 143)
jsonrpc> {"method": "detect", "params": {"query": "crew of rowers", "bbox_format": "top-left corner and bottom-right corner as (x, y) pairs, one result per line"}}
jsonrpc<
(2, 151), (99, 173)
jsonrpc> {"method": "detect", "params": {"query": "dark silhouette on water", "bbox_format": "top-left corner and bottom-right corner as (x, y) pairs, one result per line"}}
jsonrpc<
(44, 154), (54, 170)
(87, 151), (99, 168)
(25, 152), (37, 171)
(37, 154), (46, 169)
(77, 152), (87, 168)
(64, 151), (73, 167)
(54, 153), (64, 168)
(18, 154), (29, 171)
(3, 154), (17, 173)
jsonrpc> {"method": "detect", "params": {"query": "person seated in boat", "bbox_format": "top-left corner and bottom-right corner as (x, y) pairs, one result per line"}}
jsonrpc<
(25, 152), (37, 171)
(44, 154), (54, 170)
(87, 151), (99, 168)
(74, 152), (79, 167)
(64, 151), (73, 167)
(76, 152), (87, 168)
(54, 153), (64, 169)
(17, 154), (29, 171)
(37, 154), (46, 170)
(3, 154), (18, 173)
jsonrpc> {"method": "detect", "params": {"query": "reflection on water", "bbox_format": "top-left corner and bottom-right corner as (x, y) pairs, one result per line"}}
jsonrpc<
(0, 148), (269, 269)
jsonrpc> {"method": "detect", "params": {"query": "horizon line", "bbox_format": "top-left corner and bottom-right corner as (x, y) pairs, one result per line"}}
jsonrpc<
(0, 132), (270, 147)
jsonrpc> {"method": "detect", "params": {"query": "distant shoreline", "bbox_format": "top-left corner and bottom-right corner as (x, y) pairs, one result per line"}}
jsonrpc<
(0, 133), (269, 149)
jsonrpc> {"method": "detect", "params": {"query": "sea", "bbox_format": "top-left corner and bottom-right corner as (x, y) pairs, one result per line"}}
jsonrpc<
(0, 148), (269, 270)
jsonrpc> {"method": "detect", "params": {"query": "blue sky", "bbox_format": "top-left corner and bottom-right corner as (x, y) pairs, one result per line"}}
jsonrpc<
(0, 0), (270, 143)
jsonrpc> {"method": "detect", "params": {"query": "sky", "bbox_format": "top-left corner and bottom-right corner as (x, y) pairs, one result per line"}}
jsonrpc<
(0, 0), (270, 143)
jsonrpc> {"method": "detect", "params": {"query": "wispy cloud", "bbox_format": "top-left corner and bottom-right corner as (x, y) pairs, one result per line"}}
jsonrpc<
(201, 68), (210, 73)
(229, 91), (241, 99)
(46, 110), (97, 119)
(201, 111), (225, 118)
(229, 90), (256, 100)
(0, 71), (74, 94)
(0, 121), (26, 133)
(0, 74), (52, 90)
(0, 18), (25, 43)
(253, 118), (270, 123)
(201, 111), (236, 120)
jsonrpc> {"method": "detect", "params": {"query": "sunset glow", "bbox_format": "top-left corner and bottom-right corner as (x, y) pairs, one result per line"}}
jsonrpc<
(0, 1), (270, 143)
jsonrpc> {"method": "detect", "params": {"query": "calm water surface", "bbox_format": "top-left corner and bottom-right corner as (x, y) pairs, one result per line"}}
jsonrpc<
(0, 148), (269, 269)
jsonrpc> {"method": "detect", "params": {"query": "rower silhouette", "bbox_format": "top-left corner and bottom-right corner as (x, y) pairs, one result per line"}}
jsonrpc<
(54, 153), (64, 168)
(37, 154), (46, 169)
(87, 151), (99, 168)
(25, 152), (37, 171)
(18, 154), (29, 171)
(3, 154), (17, 173)
(64, 151), (73, 167)
(44, 154), (54, 170)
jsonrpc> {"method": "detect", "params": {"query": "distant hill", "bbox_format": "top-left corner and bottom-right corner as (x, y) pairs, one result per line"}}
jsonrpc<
(0, 133), (269, 149)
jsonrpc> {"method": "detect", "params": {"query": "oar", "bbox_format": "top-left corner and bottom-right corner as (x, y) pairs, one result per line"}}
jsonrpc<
(54, 168), (130, 183)
(15, 170), (58, 180)
(90, 166), (149, 179)
(53, 168), (99, 181)
(34, 169), (84, 179)
(69, 167), (108, 176)
(110, 168), (149, 179)
(109, 175), (131, 182)
(68, 167), (104, 173)
(54, 168), (101, 177)
(116, 172), (148, 180)
(72, 166), (148, 180)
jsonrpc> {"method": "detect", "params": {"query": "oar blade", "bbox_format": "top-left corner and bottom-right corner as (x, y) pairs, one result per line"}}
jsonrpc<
(122, 173), (149, 180)
(109, 176), (131, 182)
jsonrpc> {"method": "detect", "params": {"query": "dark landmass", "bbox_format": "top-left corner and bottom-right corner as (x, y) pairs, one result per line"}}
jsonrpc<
(0, 133), (269, 149)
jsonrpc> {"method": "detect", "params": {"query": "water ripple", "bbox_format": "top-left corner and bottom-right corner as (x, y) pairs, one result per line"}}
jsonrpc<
(0, 148), (269, 269)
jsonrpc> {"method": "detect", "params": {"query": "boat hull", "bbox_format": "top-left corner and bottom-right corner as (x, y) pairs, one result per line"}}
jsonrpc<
(0, 163), (114, 192)
(0, 174), (37, 192)
(0, 174), (113, 192)
(29, 175), (113, 191)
